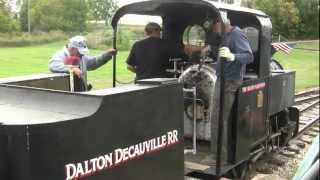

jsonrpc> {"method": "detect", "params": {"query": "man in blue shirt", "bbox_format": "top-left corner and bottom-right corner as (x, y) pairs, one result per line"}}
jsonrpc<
(209, 19), (254, 163)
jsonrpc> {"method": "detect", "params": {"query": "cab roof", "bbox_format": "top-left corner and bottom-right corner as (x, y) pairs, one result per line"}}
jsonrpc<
(111, 0), (268, 27)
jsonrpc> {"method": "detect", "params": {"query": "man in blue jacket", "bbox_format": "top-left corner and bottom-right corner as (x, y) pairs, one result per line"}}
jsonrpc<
(209, 19), (254, 163)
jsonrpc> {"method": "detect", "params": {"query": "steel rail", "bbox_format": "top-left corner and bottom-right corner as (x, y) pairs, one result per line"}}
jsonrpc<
(295, 116), (319, 140)
(292, 88), (320, 140)
(287, 88), (320, 145)
(295, 95), (320, 105)
(295, 88), (319, 99)
(299, 100), (320, 113)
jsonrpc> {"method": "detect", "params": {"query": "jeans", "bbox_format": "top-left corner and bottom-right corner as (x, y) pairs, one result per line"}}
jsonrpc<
(211, 79), (242, 163)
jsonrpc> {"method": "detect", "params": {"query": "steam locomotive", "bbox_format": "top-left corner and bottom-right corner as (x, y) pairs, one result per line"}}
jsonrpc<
(0, 0), (298, 179)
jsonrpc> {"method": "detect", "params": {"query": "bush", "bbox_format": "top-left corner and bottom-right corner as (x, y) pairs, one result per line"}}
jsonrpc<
(0, 10), (20, 33)
(86, 27), (132, 51)
(253, 0), (300, 39)
(117, 29), (131, 51)
(119, 24), (145, 41)
(295, 0), (319, 39)
(0, 31), (68, 47)
(86, 28), (113, 50)
(20, 0), (88, 32)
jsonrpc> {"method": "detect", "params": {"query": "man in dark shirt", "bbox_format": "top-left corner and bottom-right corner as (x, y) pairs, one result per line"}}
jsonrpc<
(126, 22), (175, 80)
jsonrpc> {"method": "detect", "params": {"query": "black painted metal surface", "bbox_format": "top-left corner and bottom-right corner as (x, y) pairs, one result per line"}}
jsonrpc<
(0, 126), (8, 179)
(0, 73), (70, 91)
(256, 16), (272, 78)
(0, 0), (298, 178)
(0, 83), (184, 180)
(234, 79), (269, 163)
(269, 71), (296, 115)
(111, 0), (267, 28)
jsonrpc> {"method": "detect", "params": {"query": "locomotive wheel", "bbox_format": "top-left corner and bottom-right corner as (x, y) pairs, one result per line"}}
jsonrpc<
(270, 59), (284, 71)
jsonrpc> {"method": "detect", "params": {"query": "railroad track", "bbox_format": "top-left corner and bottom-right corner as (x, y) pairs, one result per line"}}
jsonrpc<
(293, 88), (320, 139)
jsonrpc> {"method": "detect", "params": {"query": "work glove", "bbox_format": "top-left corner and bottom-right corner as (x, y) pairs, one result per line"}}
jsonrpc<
(219, 47), (235, 61)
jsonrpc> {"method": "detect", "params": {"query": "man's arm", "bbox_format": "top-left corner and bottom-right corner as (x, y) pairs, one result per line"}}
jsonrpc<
(232, 32), (254, 65)
(126, 43), (137, 73)
(49, 50), (70, 73)
(127, 64), (136, 73)
(85, 49), (117, 71)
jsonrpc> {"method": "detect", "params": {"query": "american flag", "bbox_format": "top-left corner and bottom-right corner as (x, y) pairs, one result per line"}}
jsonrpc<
(271, 42), (296, 54)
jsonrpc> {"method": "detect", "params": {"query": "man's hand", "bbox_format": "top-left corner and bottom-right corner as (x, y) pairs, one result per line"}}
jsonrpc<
(107, 49), (117, 56)
(71, 67), (82, 78)
(127, 65), (136, 73)
(201, 45), (212, 57)
(219, 47), (235, 61)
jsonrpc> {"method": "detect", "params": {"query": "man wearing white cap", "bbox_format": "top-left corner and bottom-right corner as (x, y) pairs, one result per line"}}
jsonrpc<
(49, 36), (117, 90)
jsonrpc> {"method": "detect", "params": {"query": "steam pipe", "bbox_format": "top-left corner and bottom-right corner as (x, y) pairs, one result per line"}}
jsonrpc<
(193, 87), (197, 155)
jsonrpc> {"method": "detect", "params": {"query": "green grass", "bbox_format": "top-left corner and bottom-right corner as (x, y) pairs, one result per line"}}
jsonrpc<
(0, 41), (318, 91)
(294, 40), (319, 50)
(0, 41), (135, 89)
(0, 31), (68, 47)
(274, 41), (319, 91)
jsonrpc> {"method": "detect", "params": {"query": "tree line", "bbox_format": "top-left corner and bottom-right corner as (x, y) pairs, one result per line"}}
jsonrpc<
(0, 0), (20, 32)
(242, 0), (319, 39)
(1, 0), (319, 39)
(0, 0), (117, 33)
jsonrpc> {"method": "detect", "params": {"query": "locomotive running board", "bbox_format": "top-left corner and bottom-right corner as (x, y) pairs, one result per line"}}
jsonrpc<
(185, 161), (210, 172)
(185, 161), (236, 177)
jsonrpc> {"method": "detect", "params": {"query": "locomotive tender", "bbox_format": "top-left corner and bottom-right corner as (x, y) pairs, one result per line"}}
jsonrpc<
(0, 0), (298, 179)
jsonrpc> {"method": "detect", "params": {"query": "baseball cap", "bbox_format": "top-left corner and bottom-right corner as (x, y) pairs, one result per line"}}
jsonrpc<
(68, 36), (89, 55)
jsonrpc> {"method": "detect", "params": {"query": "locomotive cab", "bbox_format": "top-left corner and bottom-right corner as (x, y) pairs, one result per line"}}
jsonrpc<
(112, 0), (297, 179)
(0, 0), (299, 180)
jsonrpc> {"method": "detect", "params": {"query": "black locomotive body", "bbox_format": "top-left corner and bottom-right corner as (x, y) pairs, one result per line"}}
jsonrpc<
(0, 0), (298, 179)
(111, 0), (298, 178)
(0, 75), (185, 180)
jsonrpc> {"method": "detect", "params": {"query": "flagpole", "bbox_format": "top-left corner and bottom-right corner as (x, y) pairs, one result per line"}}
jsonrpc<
(27, 0), (31, 33)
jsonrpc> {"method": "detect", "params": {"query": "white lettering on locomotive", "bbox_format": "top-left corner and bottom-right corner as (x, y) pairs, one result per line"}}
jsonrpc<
(65, 130), (179, 180)
(242, 82), (266, 93)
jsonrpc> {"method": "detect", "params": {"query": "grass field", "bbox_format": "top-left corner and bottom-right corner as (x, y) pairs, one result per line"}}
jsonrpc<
(0, 41), (318, 91)
(274, 41), (319, 91)
(0, 41), (134, 89)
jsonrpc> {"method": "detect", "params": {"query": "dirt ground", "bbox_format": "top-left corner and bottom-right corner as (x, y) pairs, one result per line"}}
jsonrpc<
(248, 132), (318, 180)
